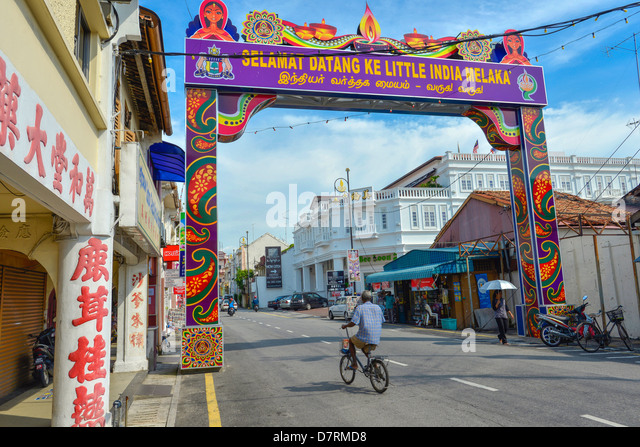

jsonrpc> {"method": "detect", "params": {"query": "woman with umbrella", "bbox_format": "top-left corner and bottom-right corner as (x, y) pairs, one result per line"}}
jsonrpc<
(492, 289), (514, 345)
(482, 280), (516, 345)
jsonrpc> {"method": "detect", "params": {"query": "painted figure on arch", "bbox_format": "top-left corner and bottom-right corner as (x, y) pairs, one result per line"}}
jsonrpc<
(500, 30), (530, 65)
(191, 0), (235, 41)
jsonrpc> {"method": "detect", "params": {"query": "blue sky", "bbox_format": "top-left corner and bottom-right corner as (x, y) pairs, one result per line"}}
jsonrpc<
(139, 0), (640, 254)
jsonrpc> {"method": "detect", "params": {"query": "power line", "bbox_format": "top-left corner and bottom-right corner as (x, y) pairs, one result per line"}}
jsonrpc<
(122, 3), (640, 61)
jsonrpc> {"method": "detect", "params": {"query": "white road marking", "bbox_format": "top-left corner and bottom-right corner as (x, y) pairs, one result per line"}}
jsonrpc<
(321, 341), (332, 345)
(450, 378), (498, 392)
(302, 334), (310, 338)
(286, 330), (293, 333)
(581, 415), (626, 427)
(388, 360), (408, 367)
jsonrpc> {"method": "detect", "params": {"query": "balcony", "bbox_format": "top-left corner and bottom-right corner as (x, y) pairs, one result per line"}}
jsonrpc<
(376, 187), (450, 201)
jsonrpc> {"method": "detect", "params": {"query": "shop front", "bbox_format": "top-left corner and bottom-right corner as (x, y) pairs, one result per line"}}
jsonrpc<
(366, 249), (501, 330)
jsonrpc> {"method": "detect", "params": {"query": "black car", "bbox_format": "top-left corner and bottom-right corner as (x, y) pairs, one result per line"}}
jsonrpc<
(268, 295), (289, 310)
(290, 292), (328, 310)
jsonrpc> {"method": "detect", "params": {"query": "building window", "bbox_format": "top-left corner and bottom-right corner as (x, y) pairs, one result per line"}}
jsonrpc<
(498, 174), (509, 190)
(440, 205), (448, 226)
(486, 174), (495, 189)
(559, 175), (571, 192)
(584, 176), (592, 196)
(476, 174), (484, 189)
(605, 176), (613, 194)
(381, 212), (388, 230)
(621, 177), (628, 195)
(410, 205), (419, 229)
(75, 4), (91, 80)
(422, 205), (436, 228)
(461, 174), (473, 191)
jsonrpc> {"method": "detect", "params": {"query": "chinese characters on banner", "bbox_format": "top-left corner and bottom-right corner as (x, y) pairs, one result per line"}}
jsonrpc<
(66, 237), (112, 427)
(0, 51), (95, 221)
(129, 271), (146, 349)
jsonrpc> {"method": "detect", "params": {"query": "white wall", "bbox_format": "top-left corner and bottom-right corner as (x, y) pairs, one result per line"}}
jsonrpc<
(559, 232), (640, 338)
(255, 249), (296, 307)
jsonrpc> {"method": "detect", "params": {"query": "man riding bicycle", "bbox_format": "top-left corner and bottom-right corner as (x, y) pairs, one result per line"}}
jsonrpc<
(341, 290), (385, 370)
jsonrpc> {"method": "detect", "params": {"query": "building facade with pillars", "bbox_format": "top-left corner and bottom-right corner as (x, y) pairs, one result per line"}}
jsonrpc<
(292, 150), (640, 299)
(0, 0), (176, 427)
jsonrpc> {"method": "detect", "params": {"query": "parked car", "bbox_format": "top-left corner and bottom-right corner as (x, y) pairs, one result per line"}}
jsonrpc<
(268, 295), (289, 310)
(290, 292), (328, 310)
(329, 296), (357, 320)
(279, 295), (292, 309)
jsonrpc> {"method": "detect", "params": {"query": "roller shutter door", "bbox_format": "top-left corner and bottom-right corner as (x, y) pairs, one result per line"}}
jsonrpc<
(0, 266), (47, 400)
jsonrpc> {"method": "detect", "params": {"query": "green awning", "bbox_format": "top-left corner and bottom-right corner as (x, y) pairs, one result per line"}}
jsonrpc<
(365, 259), (471, 283)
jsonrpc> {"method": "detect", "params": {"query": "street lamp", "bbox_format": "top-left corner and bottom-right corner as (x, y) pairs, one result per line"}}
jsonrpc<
(334, 168), (358, 294)
(239, 235), (250, 307)
(334, 168), (354, 250)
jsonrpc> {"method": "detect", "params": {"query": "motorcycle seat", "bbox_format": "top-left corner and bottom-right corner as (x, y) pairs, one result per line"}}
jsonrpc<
(547, 314), (570, 322)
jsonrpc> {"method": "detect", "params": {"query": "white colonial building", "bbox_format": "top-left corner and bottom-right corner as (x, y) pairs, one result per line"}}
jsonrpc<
(292, 150), (640, 298)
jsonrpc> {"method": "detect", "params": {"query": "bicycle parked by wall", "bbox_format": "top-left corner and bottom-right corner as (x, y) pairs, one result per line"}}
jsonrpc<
(338, 328), (389, 393)
(576, 305), (634, 353)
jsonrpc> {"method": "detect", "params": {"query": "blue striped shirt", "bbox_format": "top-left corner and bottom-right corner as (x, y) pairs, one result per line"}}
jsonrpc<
(351, 301), (385, 345)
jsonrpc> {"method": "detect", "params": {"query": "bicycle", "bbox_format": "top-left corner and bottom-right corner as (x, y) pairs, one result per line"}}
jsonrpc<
(339, 328), (389, 393)
(576, 305), (634, 353)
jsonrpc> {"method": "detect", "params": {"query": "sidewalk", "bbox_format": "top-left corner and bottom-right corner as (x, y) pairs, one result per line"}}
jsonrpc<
(0, 331), (181, 427)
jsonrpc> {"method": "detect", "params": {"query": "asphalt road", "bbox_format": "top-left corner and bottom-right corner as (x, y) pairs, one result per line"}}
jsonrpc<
(173, 307), (640, 428)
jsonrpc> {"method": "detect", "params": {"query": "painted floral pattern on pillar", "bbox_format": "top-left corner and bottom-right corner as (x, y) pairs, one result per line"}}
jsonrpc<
(466, 106), (566, 337)
(183, 87), (223, 369)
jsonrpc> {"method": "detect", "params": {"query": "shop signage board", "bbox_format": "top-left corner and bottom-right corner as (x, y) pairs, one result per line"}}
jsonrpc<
(118, 144), (162, 256)
(265, 246), (282, 288)
(163, 245), (180, 262)
(0, 50), (96, 224)
(327, 270), (346, 292)
(411, 278), (435, 291)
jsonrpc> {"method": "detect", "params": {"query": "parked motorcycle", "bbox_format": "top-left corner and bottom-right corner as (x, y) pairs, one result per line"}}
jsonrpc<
(29, 327), (55, 387)
(536, 295), (591, 347)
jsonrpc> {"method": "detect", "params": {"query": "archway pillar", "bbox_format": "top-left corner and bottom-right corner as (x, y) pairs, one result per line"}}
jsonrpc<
(466, 106), (566, 337)
(181, 87), (224, 370)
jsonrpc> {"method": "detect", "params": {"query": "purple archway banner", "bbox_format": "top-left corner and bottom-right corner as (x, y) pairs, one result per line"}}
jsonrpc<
(185, 39), (547, 107)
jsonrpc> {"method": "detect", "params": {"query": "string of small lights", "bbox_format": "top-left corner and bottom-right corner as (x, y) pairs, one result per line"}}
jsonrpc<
(122, 3), (640, 60)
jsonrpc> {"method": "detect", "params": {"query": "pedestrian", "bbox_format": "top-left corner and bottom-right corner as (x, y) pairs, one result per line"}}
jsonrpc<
(492, 290), (514, 345)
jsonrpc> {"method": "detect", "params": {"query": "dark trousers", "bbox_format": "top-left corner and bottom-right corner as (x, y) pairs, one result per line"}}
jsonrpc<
(496, 317), (509, 343)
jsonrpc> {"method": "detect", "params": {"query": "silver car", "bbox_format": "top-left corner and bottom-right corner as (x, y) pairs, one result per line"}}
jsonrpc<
(279, 296), (292, 309)
(329, 297), (352, 320)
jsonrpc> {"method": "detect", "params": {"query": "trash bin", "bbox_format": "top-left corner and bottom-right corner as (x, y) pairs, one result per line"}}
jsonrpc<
(441, 318), (457, 330)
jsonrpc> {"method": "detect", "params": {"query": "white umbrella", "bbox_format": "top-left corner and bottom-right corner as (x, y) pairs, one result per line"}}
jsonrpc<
(480, 279), (517, 294)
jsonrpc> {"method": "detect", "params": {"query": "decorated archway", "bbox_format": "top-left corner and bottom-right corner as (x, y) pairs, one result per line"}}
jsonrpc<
(181, 0), (565, 369)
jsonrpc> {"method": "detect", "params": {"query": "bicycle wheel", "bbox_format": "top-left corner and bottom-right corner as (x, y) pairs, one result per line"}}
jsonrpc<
(617, 323), (634, 351)
(369, 359), (389, 394)
(576, 322), (602, 353)
(339, 355), (356, 384)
